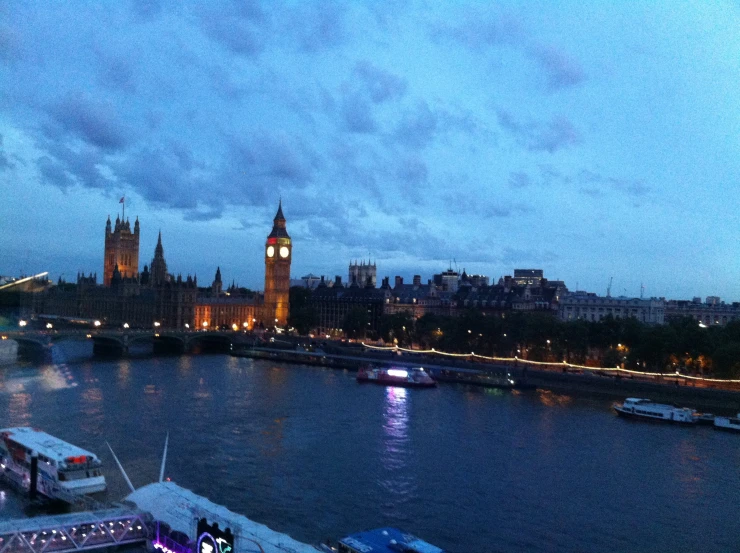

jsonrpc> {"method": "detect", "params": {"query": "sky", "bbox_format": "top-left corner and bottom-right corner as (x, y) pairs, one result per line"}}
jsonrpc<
(1, 1), (739, 300)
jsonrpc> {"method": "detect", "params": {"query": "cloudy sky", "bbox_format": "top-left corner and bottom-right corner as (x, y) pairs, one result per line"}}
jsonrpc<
(1, 1), (739, 300)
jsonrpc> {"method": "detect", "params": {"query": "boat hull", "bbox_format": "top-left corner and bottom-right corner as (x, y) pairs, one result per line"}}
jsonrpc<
(357, 375), (437, 388)
(613, 406), (697, 424)
(713, 418), (740, 432)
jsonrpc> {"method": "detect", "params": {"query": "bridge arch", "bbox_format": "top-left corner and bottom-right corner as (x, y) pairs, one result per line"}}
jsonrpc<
(187, 332), (233, 354)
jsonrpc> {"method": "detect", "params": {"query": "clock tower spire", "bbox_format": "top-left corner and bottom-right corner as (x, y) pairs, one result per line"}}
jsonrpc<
(263, 200), (291, 327)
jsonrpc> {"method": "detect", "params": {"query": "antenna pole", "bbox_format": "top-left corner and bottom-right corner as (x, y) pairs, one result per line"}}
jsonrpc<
(159, 432), (169, 483)
(106, 442), (135, 494)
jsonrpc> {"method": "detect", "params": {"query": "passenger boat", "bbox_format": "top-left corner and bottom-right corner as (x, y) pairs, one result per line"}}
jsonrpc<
(0, 427), (106, 501)
(356, 366), (437, 388)
(319, 527), (446, 553)
(613, 398), (697, 424)
(714, 413), (740, 432)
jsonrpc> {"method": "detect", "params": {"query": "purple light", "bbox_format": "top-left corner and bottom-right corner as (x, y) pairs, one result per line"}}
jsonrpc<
(387, 369), (408, 378)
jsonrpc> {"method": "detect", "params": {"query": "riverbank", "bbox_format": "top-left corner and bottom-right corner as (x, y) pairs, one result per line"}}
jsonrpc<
(232, 346), (740, 412)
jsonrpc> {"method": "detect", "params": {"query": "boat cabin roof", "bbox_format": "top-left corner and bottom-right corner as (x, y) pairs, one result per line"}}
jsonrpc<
(339, 528), (445, 553)
(0, 427), (100, 463)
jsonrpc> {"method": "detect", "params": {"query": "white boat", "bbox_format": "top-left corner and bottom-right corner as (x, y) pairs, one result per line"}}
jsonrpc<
(0, 427), (106, 501)
(714, 414), (740, 432)
(613, 398), (697, 424)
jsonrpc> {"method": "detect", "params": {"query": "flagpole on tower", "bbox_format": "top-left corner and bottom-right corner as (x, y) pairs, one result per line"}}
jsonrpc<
(120, 195), (125, 221)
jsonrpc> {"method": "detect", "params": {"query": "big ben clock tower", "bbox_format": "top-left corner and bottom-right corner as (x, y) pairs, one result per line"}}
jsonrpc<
(263, 200), (291, 327)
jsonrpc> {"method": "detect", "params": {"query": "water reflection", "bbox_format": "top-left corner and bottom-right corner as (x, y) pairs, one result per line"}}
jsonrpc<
(8, 392), (31, 426)
(382, 386), (409, 470)
(80, 387), (104, 435)
(379, 386), (417, 517)
(537, 389), (573, 407)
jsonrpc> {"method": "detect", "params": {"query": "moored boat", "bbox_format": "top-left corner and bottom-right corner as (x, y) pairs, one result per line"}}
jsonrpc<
(714, 413), (740, 432)
(357, 366), (437, 388)
(319, 527), (447, 553)
(0, 427), (106, 502)
(613, 398), (697, 424)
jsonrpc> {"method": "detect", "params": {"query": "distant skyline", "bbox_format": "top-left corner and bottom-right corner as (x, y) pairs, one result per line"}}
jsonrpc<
(1, 2), (740, 301)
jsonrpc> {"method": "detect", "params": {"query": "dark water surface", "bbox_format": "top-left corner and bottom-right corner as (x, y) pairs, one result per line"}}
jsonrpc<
(0, 342), (738, 552)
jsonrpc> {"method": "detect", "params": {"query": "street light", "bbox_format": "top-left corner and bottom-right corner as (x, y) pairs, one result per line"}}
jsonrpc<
(232, 323), (238, 331)
(202, 321), (209, 329)
(184, 323), (190, 329)
(153, 321), (161, 328)
(46, 323), (53, 329)
(18, 320), (27, 327)
(93, 320), (101, 327)
(123, 323), (130, 329)
(243, 322), (248, 328)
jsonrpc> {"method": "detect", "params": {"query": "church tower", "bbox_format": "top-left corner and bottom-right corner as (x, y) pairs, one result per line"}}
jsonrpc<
(104, 214), (140, 286)
(263, 200), (291, 327)
(150, 231), (168, 286)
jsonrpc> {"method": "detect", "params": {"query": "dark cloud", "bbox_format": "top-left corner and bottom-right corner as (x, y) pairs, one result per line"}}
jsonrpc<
(199, 2), (266, 57)
(129, 0), (164, 22)
(497, 110), (580, 153)
(39, 142), (113, 190)
(342, 93), (377, 133)
(97, 55), (137, 93)
(577, 169), (651, 198)
(231, 130), (319, 186)
(288, 3), (347, 52)
(353, 61), (407, 104)
(432, 9), (522, 49)
(396, 156), (428, 185)
(0, 134), (12, 170)
(37, 156), (73, 188)
(434, 10), (585, 93)
(0, 9), (22, 63)
(46, 95), (130, 152)
(394, 101), (437, 149)
(508, 171), (531, 188)
(530, 45), (586, 91)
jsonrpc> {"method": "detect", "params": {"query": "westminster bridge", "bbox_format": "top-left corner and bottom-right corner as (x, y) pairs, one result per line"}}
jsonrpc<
(1, 329), (260, 361)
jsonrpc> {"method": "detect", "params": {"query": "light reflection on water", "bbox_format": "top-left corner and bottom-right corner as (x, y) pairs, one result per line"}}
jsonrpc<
(382, 386), (409, 470)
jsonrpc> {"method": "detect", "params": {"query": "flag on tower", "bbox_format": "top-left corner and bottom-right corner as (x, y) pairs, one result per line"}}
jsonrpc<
(119, 196), (125, 203)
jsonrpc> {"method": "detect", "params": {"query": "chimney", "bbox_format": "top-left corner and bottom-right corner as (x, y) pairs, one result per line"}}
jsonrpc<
(335, 275), (342, 287)
(394, 276), (403, 288)
(413, 275), (421, 286)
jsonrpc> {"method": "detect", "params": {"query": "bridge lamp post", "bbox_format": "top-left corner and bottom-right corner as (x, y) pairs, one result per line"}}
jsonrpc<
(243, 322), (248, 330)
(153, 321), (161, 328)
(18, 320), (27, 328)
(232, 323), (238, 331)
(202, 321), (209, 330)
(123, 323), (130, 329)
(93, 320), (101, 327)
(46, 323), (53, 329)
(184, 323), (190, 329)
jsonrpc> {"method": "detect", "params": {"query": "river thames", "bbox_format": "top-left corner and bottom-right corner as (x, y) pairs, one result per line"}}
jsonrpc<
(0, 342), (739, 552)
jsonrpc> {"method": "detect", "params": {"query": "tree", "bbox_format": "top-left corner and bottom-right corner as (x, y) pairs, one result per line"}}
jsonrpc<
(343, 307), (370, 339)
(288, 287), (317, 335)
(711, 342), (740, 379)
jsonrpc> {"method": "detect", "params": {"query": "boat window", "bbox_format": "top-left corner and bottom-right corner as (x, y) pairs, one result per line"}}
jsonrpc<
(58, 472), (66, 481)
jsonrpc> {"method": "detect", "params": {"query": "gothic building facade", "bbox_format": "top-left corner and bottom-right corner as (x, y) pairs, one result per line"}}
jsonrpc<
(104, 215), (140, 286)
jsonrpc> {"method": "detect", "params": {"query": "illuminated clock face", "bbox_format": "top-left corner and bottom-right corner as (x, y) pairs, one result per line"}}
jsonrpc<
(266, 246), (275, 258)
(279, 246), (290, 258)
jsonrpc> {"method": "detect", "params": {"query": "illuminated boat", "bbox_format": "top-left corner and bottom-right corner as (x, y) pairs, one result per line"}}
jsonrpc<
(320, 527), (446, 553)
(0, 427), (106, 501)
(613, 398), (697, 424)
(356, 366), (437, 388)
(714, 413), (740, 432)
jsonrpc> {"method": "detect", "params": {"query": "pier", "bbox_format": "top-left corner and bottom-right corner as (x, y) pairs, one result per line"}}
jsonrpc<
(0, 508), (149, 553)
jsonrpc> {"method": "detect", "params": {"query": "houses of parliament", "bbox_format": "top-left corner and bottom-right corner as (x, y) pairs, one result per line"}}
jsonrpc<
(38, 202), (291, 330)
